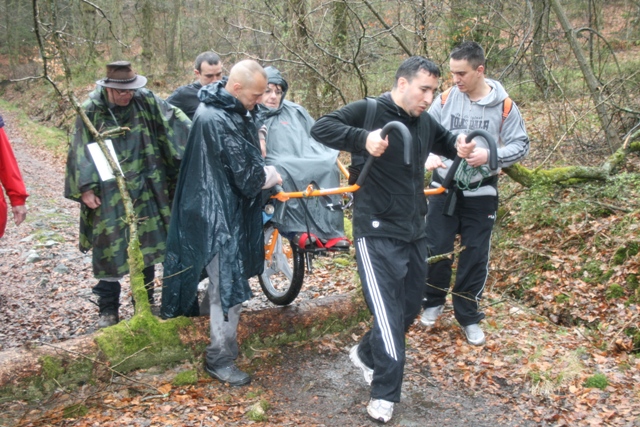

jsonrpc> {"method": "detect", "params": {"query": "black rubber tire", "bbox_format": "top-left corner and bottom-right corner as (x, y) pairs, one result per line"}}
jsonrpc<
(258, 224), (305, 305)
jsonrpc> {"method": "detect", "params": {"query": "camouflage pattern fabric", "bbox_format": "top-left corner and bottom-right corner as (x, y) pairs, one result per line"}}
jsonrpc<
(64, 87), (191, 278)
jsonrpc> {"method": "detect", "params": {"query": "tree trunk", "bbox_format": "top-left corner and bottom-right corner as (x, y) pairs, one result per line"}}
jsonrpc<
(165, 0), (182, 74)
(587, 0), (603, 69)
(550, 0), (622, 152)
(318, 1), (348, 111)
(502, 139), (640, 187)
(0, 293), (366, 388)
(139, 0), (154, 72)
(4, 0), (16, 76)
(531, 0), (551, 96)
(108, 0), (124, 59)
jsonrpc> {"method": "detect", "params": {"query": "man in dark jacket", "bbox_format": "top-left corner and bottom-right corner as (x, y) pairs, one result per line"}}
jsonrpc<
(161, 60), (281, 387)
(310, 56), (474, 424)
(166, 52), (224, 120)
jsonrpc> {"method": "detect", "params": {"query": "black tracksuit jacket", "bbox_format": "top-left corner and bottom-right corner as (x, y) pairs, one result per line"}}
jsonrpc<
(310, 93), (458, 242)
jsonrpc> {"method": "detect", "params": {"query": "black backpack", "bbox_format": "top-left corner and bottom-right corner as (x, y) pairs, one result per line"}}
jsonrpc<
(347, 97), (377, 185)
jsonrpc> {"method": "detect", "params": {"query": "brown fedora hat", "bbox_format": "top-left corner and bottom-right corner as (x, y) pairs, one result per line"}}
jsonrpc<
(96, 61), (147, 89)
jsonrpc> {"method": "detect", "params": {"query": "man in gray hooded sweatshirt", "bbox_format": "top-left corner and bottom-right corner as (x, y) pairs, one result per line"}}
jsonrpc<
(421, 41), (529, 345)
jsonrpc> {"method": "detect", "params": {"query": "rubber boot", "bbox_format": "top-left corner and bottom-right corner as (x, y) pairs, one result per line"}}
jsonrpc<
(92, 280), (121, 328)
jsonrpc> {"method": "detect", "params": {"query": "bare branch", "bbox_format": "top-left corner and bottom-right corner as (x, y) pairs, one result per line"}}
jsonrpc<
(8, 75), (45, 83)
(79, 0), (129, 48)
(361, 0), (413, 56)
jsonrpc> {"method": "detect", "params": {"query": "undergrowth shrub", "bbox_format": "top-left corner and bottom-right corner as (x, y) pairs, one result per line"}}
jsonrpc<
(583, 373), (608, 390)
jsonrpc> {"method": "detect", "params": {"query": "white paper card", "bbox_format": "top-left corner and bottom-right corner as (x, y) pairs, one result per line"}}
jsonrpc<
(87, 139), (123, 181)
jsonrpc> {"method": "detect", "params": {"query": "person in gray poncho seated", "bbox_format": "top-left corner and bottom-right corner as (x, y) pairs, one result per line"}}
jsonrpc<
(260, 66), (349, 250)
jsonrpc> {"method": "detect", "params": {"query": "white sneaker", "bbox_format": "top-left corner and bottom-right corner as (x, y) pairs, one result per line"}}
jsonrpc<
(367, 398), (394, 423)
(420, 305), (444, 327)
(349, 345), (373, 385)
(462, 323), (486, 346)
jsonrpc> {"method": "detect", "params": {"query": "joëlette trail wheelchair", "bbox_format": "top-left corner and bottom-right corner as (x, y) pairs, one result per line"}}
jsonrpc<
(258, 124), (497, 306)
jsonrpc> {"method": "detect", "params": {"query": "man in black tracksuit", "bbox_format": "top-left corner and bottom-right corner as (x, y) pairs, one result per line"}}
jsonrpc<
(310, 57), (475, 424)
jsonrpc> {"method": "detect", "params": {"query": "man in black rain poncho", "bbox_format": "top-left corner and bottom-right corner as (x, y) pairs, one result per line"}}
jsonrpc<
(260, 66), (349, 249)
(161, 60), (281, 386)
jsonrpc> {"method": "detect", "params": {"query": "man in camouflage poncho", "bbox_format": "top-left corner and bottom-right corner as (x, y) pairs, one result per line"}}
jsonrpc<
(64, 61), (191, 328)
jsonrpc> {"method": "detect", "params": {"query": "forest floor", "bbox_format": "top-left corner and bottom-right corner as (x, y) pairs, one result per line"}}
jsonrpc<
(0, 109), (639, 426)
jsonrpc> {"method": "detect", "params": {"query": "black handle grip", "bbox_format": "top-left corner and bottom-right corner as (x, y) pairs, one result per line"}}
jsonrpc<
(440, 129), (499, 190)
(355, 121), (412, 187)
(440, 157), (462, 189)
(466, 129), (498, 171)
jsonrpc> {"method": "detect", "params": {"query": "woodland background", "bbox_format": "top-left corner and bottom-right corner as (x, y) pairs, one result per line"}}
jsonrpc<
(2, 0), (640, 162)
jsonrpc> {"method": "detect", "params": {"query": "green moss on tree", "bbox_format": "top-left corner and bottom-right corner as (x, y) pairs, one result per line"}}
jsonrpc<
(0, 357), (94, 403)
(172, 369), (198, 386)
(95, 315), (194, 373)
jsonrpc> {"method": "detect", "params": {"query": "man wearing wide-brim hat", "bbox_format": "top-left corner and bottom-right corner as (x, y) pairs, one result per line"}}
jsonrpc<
(64, 60), (191, 328)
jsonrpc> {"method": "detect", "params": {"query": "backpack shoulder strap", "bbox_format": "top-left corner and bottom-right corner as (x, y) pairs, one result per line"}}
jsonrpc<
(349, 97), (377, 174)
(502, 97), (513, 121)
(499, 97), (513, 133)
(363, 97), (377, 131)
(440, 87), (452, 106)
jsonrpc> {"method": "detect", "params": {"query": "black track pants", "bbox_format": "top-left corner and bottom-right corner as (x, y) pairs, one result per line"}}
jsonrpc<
(423, 192), (497, 326)
(355, 236), (428, 402)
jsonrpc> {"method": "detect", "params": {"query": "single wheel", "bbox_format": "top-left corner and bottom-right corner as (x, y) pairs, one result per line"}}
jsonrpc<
(259, 224), (305, 305)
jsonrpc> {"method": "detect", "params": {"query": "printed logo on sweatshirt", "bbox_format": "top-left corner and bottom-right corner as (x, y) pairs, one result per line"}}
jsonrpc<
(372, 220), (380, 228)
(450, 114), (490, 132)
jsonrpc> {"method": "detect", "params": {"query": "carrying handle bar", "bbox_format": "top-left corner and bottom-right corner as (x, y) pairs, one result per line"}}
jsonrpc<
(270, 121), (412, 202)
(439, 129), (498, 190)
(355, 121), (412, 187)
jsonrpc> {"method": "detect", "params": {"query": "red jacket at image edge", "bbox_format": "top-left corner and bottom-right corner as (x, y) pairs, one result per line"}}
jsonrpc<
(0, 125), (28, 237)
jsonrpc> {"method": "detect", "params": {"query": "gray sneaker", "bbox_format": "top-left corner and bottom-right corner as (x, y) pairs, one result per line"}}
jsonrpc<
(349, 345), (373, 385)
(420, 305), (444, 327)
(367, 398), (394, 423)
(97, 313), (119, 329)
(204, 363), (251, 386)
(462, 324), (486, 346)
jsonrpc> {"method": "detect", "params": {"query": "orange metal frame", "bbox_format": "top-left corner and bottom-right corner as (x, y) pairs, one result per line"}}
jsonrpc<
(264, 227), (293, 262)
(271, 159), (446, 202)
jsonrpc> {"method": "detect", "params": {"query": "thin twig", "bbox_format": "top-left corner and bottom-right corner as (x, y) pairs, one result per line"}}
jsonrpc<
(607, 313), (639, 350)
(405, 370), (437, 387)
(37, 341), (160, 392)
(111, 345), (153, 369)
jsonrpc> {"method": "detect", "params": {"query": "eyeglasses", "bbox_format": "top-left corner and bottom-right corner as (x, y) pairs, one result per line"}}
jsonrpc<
(113, 88), (135, 95)
(265, 88), (283, 97)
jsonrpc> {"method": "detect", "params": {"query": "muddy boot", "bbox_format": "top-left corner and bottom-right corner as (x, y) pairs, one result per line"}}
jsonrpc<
(97, 312), (119, 329)
(93, 280), (121, 328)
